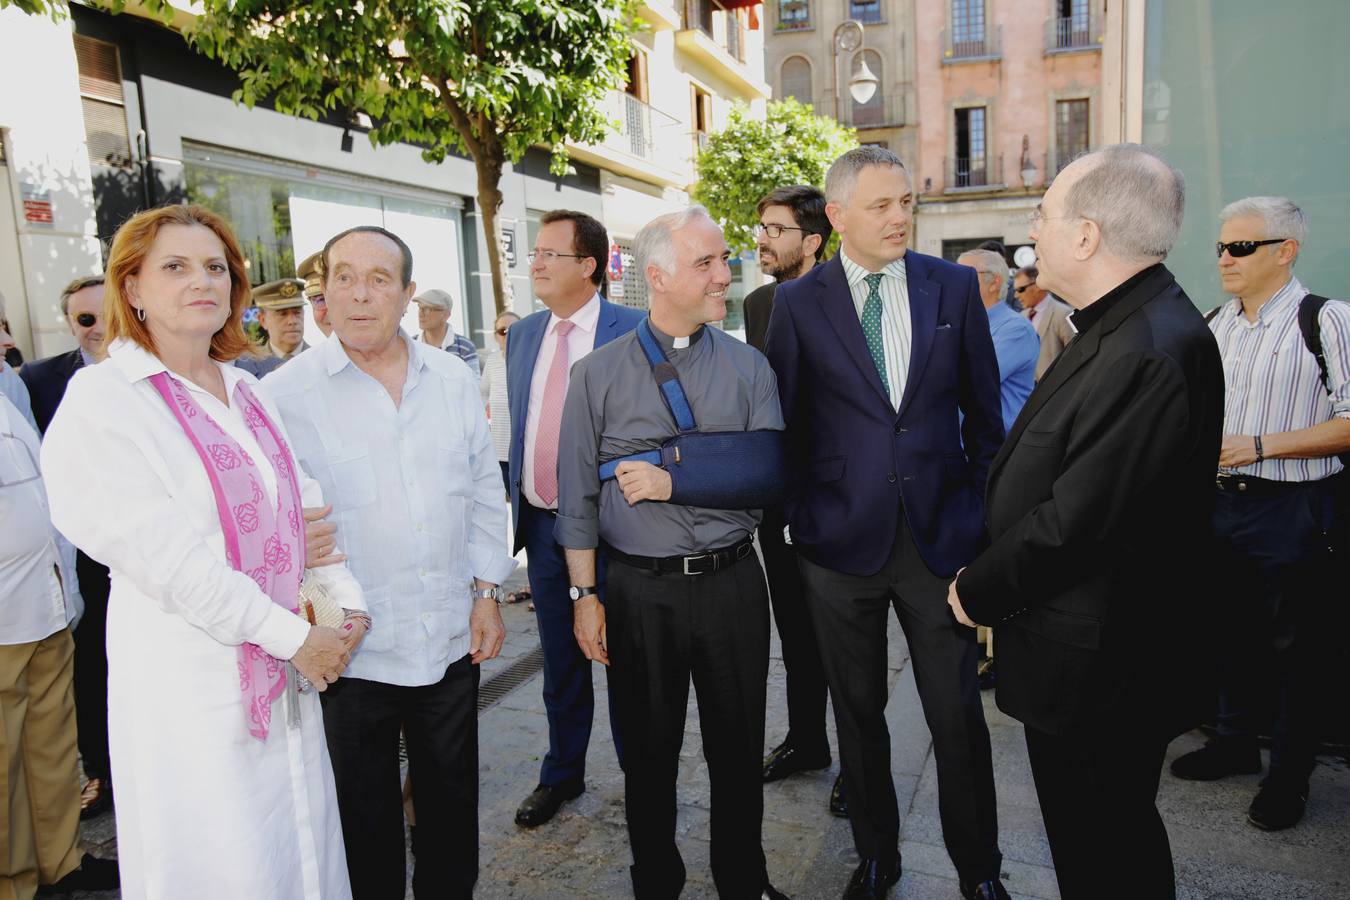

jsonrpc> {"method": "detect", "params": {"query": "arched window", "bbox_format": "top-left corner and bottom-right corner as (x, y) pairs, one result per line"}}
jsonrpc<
(780, 56), (813, 106)
(850, 50), (884, 127)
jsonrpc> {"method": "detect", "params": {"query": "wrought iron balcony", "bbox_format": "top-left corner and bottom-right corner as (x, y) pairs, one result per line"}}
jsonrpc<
(812, 94), (906, 130)
(1045, 12), (1100, 53)
(685, 0), (747, 63)
(944, 154), (1005, 192)
(941, 24), (1002, 63)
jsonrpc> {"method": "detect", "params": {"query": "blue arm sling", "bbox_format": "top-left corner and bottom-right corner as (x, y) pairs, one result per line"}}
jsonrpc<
(597, 320), (785, 510)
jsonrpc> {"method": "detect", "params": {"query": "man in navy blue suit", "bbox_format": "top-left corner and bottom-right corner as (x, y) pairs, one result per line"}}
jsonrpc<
(506, 210), (644, 828)
(765, 147), (1008, 900)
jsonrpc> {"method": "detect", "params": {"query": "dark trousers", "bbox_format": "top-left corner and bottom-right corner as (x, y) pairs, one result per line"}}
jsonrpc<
(1212, 479), (1335, 788)
(799, 518), (1001, 883)
(520, 501), (622, 785)
(1024, 725), (1173, 900)
(72, 550), (111, 783)
(320, 655), (479, 900)
(758, 507), (830, 758)
(606, 553), (770, 900)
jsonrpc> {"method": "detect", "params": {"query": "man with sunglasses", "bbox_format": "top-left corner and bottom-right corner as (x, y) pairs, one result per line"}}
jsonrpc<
(17, 275), (118, 821)
(1014, 265), (1074, 381)
(1169, 196), (1350, 831)
(506, 209), (643, 829)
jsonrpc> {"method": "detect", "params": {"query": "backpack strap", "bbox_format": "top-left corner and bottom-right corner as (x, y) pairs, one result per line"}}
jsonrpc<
(1203, 305), (1222, 324)
(1298, 294), (1332, 397)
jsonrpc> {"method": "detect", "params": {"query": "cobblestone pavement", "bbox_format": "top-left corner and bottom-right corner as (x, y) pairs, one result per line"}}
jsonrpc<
(73, 544), (1350, 898)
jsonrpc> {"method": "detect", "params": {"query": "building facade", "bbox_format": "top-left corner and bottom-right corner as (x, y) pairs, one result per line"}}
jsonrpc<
(0, 0), (768, 361)
(764, 0), (1103, 264)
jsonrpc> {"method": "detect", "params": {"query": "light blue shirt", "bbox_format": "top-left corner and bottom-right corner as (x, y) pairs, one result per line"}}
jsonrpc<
(264, 332), (516, 686)
(0, 362), (37, 435)
(986, 301), (1039, 433)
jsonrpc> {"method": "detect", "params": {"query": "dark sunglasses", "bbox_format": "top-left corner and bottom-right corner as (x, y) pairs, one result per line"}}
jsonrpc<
(495, 327), (510, 335)
(1215, 238), (1286, 258)
(1014, 284), (1032, 295)
(75, 313), (99, 327)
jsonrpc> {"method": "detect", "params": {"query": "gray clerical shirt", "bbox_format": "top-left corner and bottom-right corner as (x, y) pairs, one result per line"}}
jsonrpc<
(554, 321), (784, 558)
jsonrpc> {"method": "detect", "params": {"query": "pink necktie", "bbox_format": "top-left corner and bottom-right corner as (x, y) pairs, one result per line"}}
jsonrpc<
(533, 319), (575, 506)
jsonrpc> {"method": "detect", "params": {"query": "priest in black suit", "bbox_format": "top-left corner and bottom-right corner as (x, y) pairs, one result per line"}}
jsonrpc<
(948, 145), (1224, 900)
(18, 275), (117, 819)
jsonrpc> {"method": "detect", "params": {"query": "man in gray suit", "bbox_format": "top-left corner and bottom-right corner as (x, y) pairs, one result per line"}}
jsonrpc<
(1015, 265), (1074, 380)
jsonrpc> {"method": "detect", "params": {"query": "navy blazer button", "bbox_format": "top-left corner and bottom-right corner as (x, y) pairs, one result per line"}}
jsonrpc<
(887, 473), (897, 484)
(894, 424), (906, 435)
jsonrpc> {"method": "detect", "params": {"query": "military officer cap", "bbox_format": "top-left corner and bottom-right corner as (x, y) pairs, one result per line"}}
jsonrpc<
(252, 278), (307, 311)
(296, 251), (325, 300)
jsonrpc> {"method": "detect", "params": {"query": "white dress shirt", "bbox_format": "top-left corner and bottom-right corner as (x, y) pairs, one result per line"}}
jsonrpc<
(840, 249), (912, 410)
(480, 348), (511, 462)
(522, 292), (602, 508)
(265, 331), (516, 686)
(0, 394), (72, 644)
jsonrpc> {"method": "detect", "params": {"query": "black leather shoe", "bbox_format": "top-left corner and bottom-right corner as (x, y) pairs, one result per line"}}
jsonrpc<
(761, 883), (790, 900)
(36, 854), (119, 894)
(1169, 738), (1261, 781)
(829, 771), (849, 818)
(843, 856), (901, 899)
(514, 779), (584, 828)
(79, 777), (113, 820)
(960, 878), (1011, 900)
(1247, 777), (1308, 831)
(762, 741), (831, 783)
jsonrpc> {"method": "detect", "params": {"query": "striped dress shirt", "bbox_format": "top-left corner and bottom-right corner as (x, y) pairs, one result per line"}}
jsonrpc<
(840, 249), (911, 410)
(1209, 276), (1350, 482)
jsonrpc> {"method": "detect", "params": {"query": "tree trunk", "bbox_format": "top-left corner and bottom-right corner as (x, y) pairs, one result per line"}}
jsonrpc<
(475, 153), (509, 318)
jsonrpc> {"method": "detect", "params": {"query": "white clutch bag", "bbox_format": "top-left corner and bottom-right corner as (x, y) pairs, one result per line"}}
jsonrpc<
(299, 573), (346, 628)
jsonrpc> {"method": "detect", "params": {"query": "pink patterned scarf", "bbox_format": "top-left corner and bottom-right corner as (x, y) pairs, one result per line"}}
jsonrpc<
(149, 371), (304, 740)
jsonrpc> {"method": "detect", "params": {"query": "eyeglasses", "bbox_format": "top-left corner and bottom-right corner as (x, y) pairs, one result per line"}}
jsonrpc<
(753, 223), (806, 240)
(495, 327), (510, 335)
(526, 250), (587, 264)
(1215, 239), (1287, 259)
(75, 313), (99, 328)
(1014, 284), (1032, 295)
(1027, 205), (1081, 227)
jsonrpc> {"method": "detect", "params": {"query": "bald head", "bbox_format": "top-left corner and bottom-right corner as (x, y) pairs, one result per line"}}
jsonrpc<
(1058, 144), (1185, 264)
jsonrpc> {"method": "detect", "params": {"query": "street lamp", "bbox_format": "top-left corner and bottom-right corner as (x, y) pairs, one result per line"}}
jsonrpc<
(833, 19), (879, 124)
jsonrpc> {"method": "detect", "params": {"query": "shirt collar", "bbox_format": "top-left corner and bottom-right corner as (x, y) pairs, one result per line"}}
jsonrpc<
(1067, 263), (1163, 337)
(646, 317), (706, 352)
(324, 328), (425, 379)
(548, 292), (602, 337)
(106, 337), (247, 396)
(986, 301), (1016, 325)
(79, 349), (96, 367)
(1224, 275), (1303, 324)
(839, 248), (908, 289)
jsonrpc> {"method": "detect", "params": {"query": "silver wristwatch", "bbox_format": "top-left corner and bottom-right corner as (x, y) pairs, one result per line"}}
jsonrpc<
(473, 586), (503, 603)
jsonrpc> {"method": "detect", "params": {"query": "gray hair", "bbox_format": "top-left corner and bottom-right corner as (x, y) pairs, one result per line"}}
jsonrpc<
(633, 205), (717, 286)
(59, 275), (106, 316)
(1219, 196), (1307, 262)
(825, 146), (907, 206)
(1060, 144), (1185, 264)
(957, 249), (1008, 284)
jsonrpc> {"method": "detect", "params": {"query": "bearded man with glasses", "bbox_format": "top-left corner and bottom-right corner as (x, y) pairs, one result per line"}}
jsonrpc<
(1169, 196), (1350, 832)
(17, 274), (118, 821)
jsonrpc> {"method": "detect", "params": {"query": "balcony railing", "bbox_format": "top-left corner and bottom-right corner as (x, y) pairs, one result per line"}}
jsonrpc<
(941, 24), (1002, 63)
(944, 154), (1004, 191)
(813, 94), (906, 130)
(775, 0), (812, 31)
(591, 91), (688, 174)
(685, 0), (746, 63)
(848, 1), (883, 25)
(1045, 12), (1100, 52)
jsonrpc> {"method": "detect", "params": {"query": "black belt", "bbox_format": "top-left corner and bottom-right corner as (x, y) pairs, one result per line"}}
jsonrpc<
(1215, 473), (1311, 497)
(525, 501), (557, 517)
(607, 537), (754, 576)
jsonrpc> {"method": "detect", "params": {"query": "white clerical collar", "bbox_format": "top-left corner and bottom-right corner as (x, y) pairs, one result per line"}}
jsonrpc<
(673, 335), (690, 349)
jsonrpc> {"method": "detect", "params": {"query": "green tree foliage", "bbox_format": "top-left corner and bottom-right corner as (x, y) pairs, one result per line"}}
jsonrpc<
(8, 0), (638, 316)
(693, 98), (857, 254)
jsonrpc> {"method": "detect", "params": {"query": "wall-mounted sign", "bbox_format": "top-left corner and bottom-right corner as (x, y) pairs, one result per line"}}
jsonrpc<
(20, 184), (53, 228)
(608, 242), (623, 281)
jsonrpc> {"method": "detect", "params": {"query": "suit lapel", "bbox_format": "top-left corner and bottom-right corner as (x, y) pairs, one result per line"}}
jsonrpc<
(593, 299), (622, 350)
(896, 253), (937, 420)
(817, 256), (892, 409)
